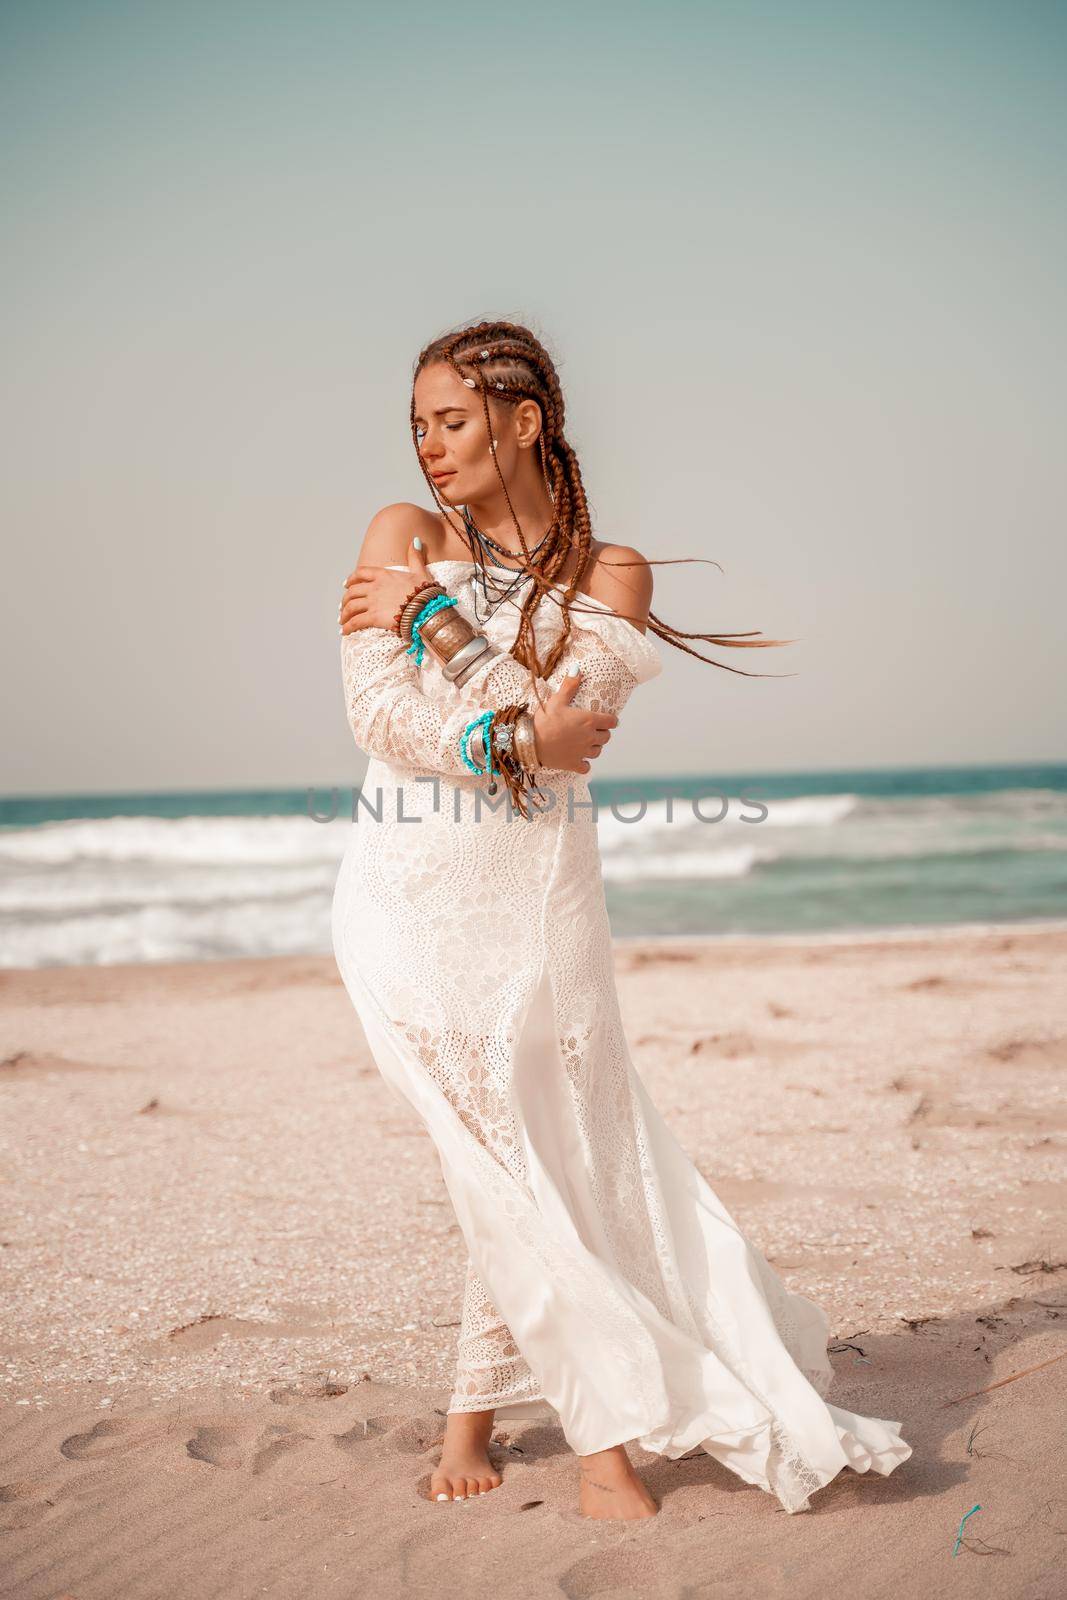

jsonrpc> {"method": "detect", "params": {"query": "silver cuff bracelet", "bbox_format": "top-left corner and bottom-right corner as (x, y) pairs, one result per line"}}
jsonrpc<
(440, 634), (493, 682)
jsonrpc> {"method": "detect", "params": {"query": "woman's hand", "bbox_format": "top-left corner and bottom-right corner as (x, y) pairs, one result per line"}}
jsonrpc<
(340, 537), (433, 635)
(532, 672), (617, 774)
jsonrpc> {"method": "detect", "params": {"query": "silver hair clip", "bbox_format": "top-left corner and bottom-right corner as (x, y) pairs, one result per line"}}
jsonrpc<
(480, 349), (490, 359)
(495, 381), (505, 389)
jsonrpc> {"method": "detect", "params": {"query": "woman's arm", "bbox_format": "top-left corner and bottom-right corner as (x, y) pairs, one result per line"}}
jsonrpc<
(339, 515), (653, 774)
(341, 623), (552, 775)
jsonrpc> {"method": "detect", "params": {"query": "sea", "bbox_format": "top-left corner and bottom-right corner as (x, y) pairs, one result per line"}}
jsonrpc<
(1, 762), (1065, 968)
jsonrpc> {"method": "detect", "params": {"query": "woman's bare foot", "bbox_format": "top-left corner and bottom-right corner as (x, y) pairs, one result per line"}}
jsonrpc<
(578, 1443), (659, 1520)
(430, 1409), (503, 1503)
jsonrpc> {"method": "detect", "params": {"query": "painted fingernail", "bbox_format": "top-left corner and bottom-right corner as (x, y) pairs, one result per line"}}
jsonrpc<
(414, 536), (422, 550)
(436, 1492), (449, 1501)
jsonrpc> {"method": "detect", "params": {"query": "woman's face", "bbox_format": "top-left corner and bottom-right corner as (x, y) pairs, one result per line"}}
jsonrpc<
(412, 361), (505, 503)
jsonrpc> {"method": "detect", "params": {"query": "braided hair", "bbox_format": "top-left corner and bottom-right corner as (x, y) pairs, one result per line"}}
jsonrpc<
(410, 318), (792, 682)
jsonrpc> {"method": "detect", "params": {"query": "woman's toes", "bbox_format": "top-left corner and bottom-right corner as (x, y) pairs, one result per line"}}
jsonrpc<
(429, 1463), (503, 1503)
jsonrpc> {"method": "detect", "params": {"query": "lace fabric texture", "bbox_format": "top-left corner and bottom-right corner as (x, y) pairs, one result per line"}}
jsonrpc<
(332, 558), (912, 1513)
(449, 1262), (545, 1414)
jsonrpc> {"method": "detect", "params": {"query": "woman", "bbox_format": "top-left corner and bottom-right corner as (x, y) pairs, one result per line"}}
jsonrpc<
(332, 319), (911, 1520)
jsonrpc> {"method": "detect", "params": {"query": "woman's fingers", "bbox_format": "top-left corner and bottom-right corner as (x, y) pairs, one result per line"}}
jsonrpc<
(340, 603), (370, 633)
(339, 565), (385, 608)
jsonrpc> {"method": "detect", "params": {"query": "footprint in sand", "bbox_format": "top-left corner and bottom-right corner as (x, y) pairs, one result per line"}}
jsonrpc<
(559, 1547), (667, 1598)
(334, 1412), (444, 1458)
(269, 1377), (348, 1405)
(60, 1418), (172, 1462)
(0, 1479), (59, 1532)
(185, 1422), (313, 1475)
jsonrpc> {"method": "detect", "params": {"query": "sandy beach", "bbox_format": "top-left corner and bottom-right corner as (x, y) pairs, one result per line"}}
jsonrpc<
(1, 923), (1065, 1598)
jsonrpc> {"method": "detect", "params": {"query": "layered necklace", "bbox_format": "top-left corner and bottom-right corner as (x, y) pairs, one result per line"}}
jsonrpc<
(459, 505), (555, 626)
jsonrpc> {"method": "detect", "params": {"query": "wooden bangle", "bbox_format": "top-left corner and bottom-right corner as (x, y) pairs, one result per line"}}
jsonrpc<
(395, 582), (445, 642)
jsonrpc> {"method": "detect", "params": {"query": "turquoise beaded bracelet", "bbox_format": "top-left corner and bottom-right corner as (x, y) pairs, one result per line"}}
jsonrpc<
(407, 592), (458, 667)
(460, 711), (496, 778)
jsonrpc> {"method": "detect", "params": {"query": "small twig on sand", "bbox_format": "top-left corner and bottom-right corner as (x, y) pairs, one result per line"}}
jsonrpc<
(958, 1534), (1012, 1557)
(965, 1423), (1018, 1465)
(943, 1349), (1067, 1407)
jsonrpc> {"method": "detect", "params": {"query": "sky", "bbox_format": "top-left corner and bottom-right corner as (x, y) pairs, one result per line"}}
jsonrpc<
(2, 0), (1065, 796)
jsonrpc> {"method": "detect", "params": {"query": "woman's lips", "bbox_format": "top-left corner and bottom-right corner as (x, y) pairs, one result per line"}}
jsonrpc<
(430, 470), (456, 482)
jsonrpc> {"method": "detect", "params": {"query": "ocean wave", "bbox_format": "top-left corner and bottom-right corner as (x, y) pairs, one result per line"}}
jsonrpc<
(0, 864), (340, 918)
(0, 814), (347, 867)
(596, 791), (859, 850)
(601, 845), (768, 883)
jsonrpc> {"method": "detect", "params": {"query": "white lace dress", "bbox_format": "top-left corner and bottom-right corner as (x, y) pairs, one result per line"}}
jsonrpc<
(331, 556), (912, 1513)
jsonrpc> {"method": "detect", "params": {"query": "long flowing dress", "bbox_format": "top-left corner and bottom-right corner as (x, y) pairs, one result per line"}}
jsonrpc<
(331, 556), (912, 1514)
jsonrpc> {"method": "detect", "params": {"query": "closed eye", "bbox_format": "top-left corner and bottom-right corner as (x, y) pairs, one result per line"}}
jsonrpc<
(415, 422), (466, 442)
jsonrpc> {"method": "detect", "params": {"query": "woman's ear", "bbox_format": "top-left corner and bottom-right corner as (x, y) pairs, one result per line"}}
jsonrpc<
(515, 398), (543, 450)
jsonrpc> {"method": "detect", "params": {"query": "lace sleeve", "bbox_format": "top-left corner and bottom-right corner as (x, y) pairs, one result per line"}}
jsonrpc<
(340, 599), (660, 775)
(340, 626), (547, 775)
(562, 622), (643, 717)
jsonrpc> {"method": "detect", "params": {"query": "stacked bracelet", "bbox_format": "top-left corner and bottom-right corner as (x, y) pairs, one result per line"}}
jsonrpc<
(462, 707), (547, 819)
(442, 634), (496, 683)
(470, 711), (539, 775)
(394, 580), (444, 643)
(460, 712), (496, 777)
(417, 601), (497, 683)
(407, 593), (457, 666)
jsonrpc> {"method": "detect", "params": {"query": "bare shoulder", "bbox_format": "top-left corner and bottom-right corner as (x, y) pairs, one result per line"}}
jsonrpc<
(354, 502), (444, 566)
(584, 541), (653, 635)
